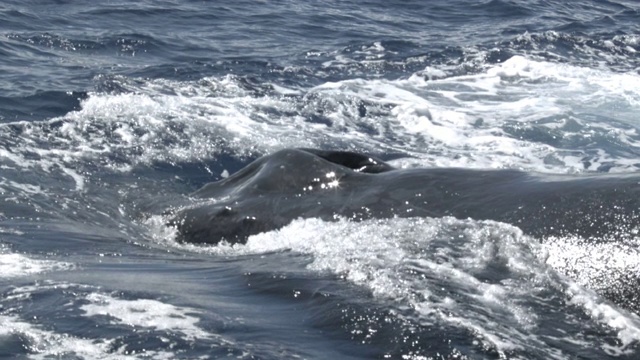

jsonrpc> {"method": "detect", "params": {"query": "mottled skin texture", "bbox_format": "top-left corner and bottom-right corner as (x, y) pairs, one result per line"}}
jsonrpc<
(171, 148), (640, 245)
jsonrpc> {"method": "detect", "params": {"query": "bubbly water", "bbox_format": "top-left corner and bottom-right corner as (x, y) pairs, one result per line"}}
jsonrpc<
(1, 1), (640, 358)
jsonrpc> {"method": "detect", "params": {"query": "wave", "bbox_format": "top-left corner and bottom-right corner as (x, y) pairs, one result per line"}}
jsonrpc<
(148, 216), (640, 358)
(3, 54), (638, 177)
(0, 282), (234, 359)
(0, 245), (73, 278)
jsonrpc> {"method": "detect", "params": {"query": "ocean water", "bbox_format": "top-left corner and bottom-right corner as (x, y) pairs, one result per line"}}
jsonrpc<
(1, 0), (640, 358)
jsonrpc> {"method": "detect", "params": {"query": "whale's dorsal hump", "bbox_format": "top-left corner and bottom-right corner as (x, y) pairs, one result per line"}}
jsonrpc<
(300, 149), (394, 174)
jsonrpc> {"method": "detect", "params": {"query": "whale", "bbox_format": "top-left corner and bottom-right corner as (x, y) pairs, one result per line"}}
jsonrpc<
(169, 148), (640, 245)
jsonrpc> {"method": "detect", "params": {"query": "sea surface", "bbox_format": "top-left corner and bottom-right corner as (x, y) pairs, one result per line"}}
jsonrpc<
(1, 1), (640, 359)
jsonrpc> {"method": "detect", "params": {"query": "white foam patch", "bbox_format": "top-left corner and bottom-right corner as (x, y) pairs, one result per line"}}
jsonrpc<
(203, 217), (640, 357)
(80, 293), (214, 341)
(309, 55), (640, 172)
(512, 31), (640, 73)
(6, 281), (92, 302)
(0, 75), (315, 179)
(0, 53), (640, 180)
(0, 247), (74, 278)
(545, 235), (640, 291)
(3, 55), (638, 180)
(543, 235), (640, 355)
(566, 284), (640, 356)
(0, 314), (175, 359)
(145, 214), (184, 249)
(3, 282), (230, 358)
(0, 227), (24, 235)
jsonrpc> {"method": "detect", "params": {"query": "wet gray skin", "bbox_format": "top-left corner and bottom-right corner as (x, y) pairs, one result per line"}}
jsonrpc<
(170, 148), (640, 245)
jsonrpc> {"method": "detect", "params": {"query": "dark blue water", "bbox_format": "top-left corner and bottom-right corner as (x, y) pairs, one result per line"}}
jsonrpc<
(1, 1), (640, 358)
